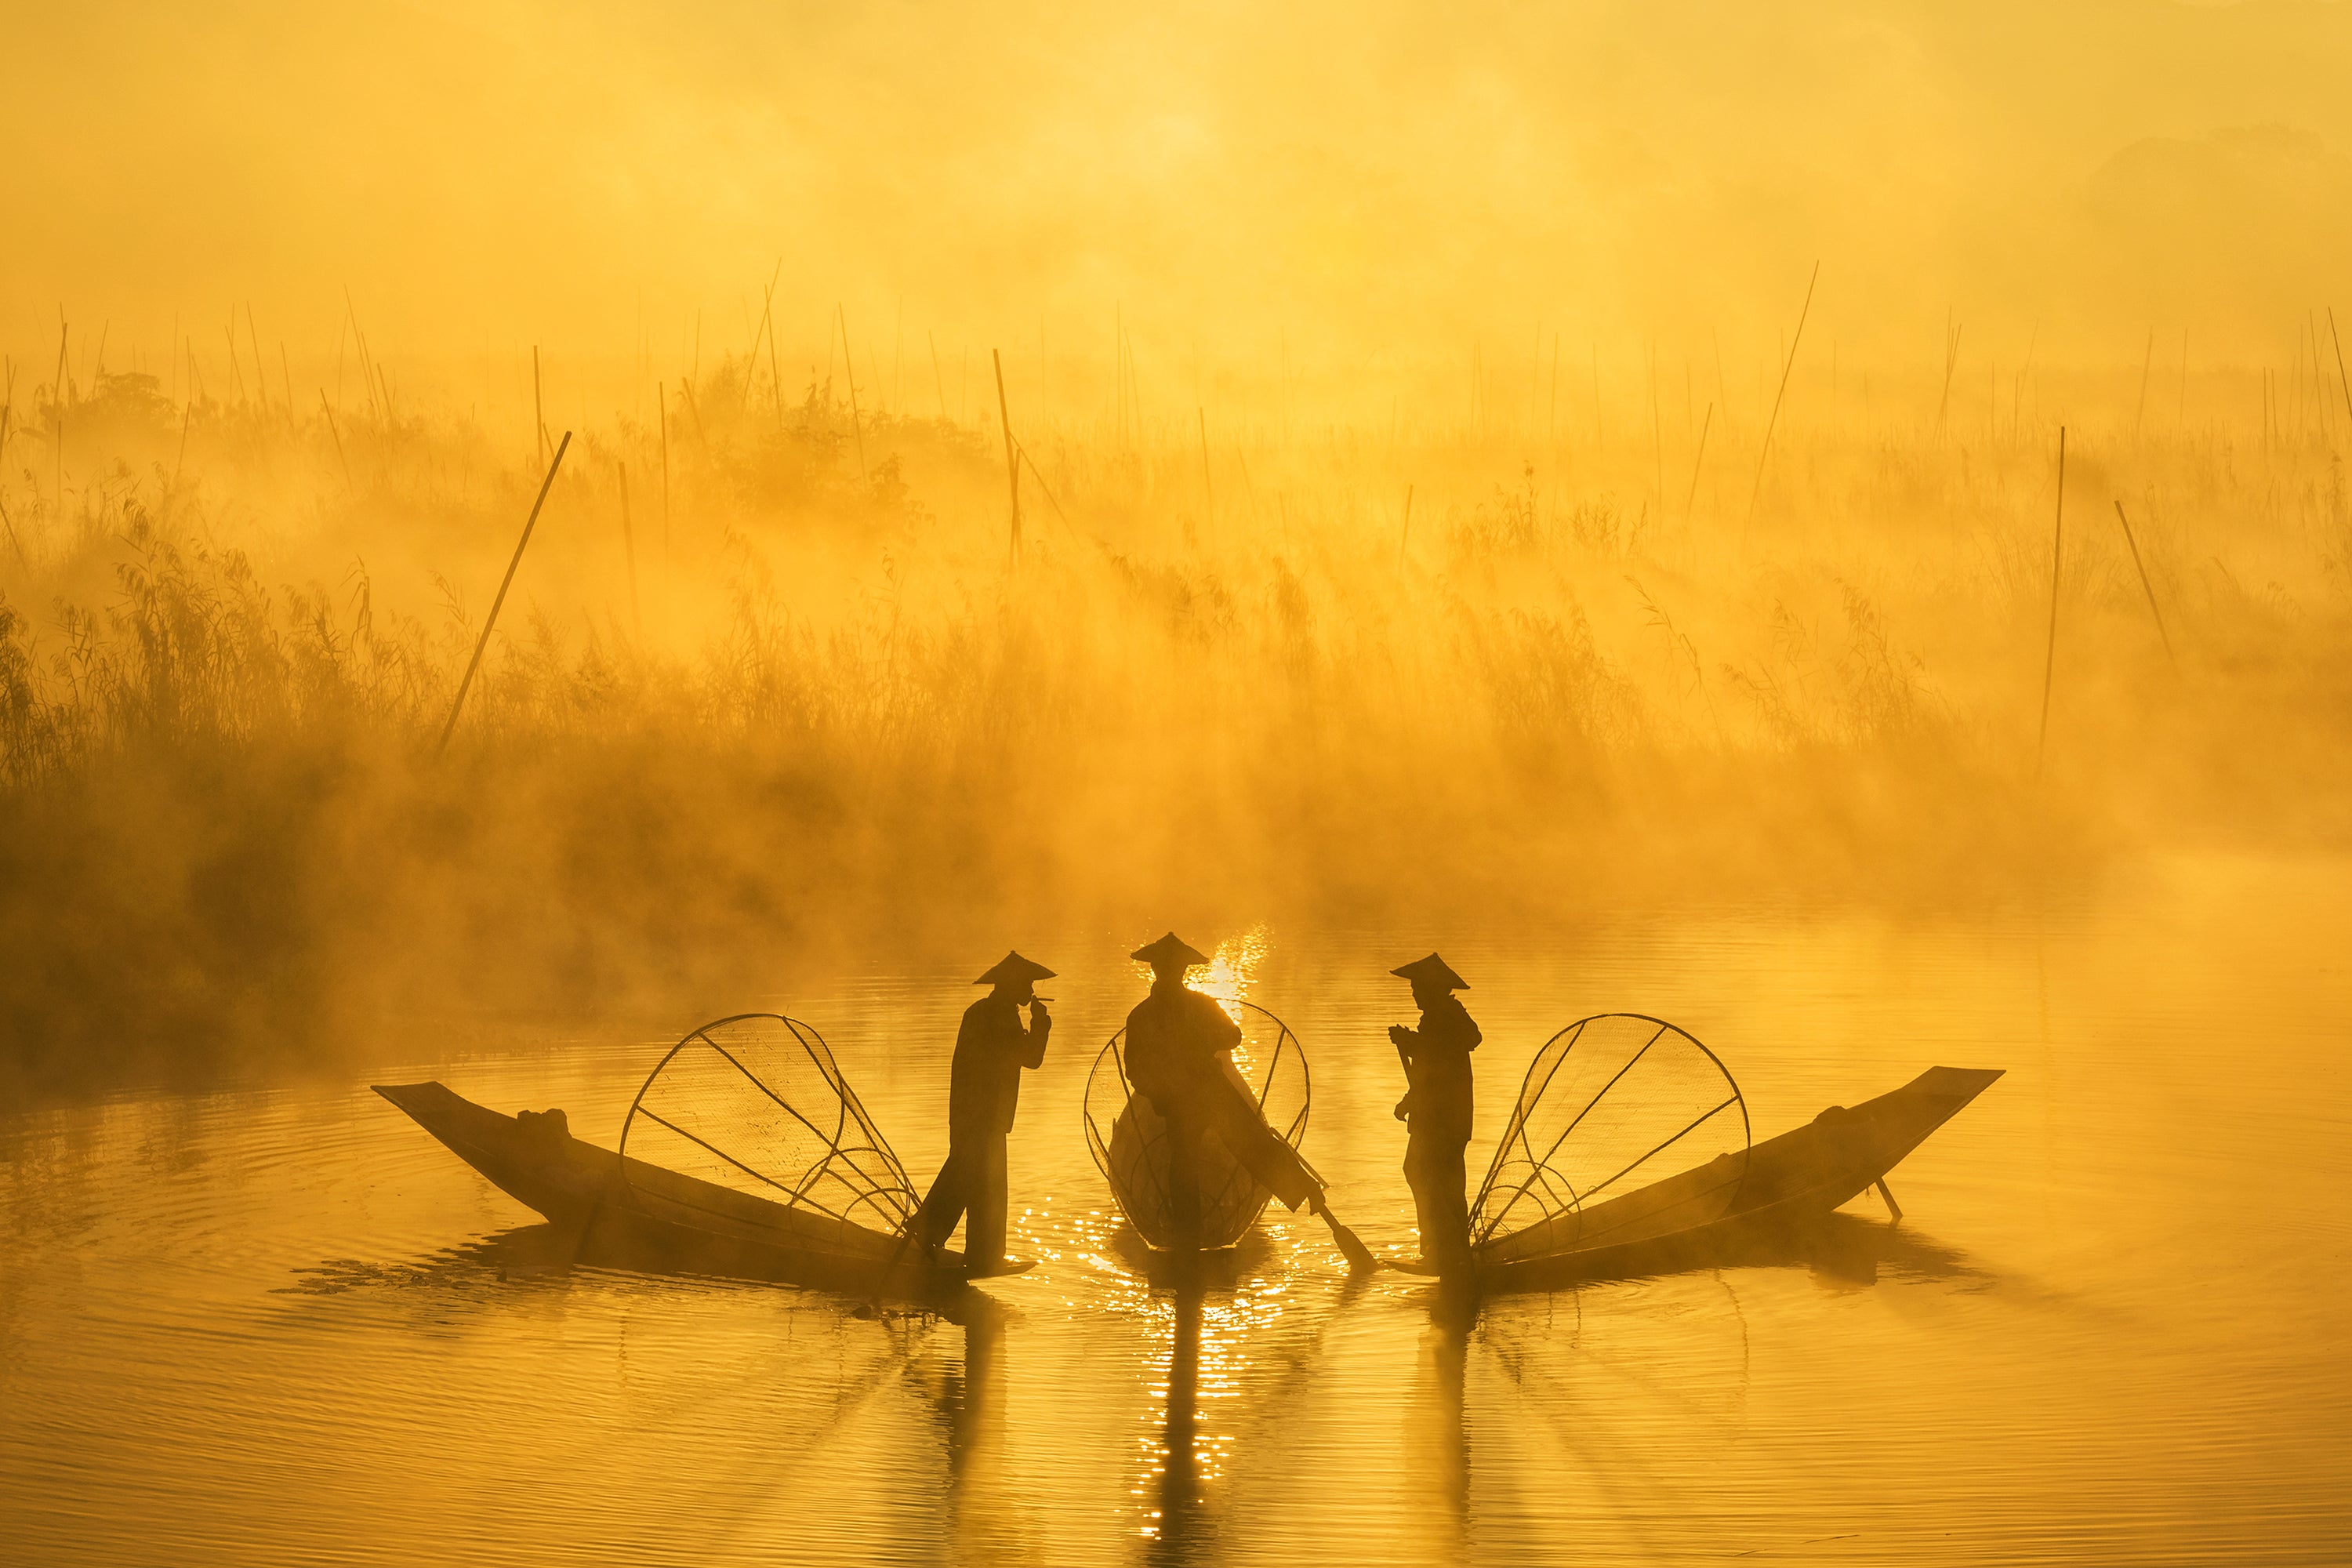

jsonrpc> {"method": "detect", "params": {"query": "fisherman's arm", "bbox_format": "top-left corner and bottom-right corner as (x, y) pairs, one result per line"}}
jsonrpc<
(1389, 1022), (1419, 1120)
(1016, 1000), (1051, 1069)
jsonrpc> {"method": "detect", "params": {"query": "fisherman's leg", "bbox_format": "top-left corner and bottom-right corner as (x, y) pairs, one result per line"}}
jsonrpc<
(1432, 1139), (1472, 1270)
(967, 1138), (1010, 1272)
(920, 1147), (973, 1254)
(1405, 1135), (1443, 1259)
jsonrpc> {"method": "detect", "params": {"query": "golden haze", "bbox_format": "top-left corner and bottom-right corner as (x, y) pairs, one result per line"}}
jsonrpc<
(2, 1), (2350, 1089)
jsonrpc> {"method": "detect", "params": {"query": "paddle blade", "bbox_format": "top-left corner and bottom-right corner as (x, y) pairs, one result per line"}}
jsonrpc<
(1325, 1213), (1379, 1274)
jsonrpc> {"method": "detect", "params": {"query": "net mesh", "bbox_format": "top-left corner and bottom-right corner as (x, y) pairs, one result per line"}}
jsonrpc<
(619, 1014), (920, 1238)
(1081, 1000), (1310, 1250)
(1471, 1013), (1749, 1259)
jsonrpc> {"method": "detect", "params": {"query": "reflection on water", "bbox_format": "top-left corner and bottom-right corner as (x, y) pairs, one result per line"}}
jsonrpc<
(1147, 1289), (1207, 1559)
(1415, 1294), (1473, 1560)
(4, 854), (2351, 1564)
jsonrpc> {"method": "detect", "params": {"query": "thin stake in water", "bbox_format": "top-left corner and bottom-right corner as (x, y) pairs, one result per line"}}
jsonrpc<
(993, 349), (1020, 564)
(2113, 500), (2176, 668)
(2035, 426), (2067, 779)
(0, 359), (20, 561)
(658, 382), (671, 568)
(2328, 308), (2352, 430)
(1744, 260), (1820, 535)
(436, 432), (572, 758)
(619, 459), (641, 637)
(53, 313), (69, 515)
(318, 390), (351, 492)
(1683, 402), (1713, 527)
(1196, 406), (1214, 544)
(839, 304), (868, 480)
(2135, 326), (2154, 438)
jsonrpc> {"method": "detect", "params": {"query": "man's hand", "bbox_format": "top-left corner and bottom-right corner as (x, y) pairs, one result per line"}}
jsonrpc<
(1393, 1093), (1413, 1123)
(1388, 1024), (1414, 1047)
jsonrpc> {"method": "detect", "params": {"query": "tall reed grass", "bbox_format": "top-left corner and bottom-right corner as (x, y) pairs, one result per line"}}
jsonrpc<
(2, 342), (2346, 1091)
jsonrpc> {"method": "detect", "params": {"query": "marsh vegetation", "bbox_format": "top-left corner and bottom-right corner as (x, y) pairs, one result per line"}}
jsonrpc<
(2, 322), (2347, 1089)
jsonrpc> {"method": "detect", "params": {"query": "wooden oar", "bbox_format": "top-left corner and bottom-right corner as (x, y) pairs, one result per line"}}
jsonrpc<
(1319, 1207), (1380, 1273)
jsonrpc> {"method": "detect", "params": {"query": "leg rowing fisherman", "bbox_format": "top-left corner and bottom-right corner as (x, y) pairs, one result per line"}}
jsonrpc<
(1122, 931), (1376, 1272)
(919, 949), (1054, 1277)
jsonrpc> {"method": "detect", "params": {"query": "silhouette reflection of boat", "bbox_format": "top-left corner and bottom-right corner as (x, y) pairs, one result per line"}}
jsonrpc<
(378, 1014), (998, 1301)
(1411, 1014), (2002, 1292)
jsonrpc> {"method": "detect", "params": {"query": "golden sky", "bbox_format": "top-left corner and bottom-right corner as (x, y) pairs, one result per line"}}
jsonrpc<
(9, 0), (2351, 372)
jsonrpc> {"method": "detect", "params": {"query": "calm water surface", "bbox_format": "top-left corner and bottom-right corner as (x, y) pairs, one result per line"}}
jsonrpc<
(4, 854), (2348, 1565)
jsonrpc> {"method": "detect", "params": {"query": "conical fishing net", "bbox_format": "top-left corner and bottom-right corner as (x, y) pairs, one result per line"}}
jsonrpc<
(1082, 1001), (1311, 1250)
(618, 1014), (921, 1239)
(1471, 1013), (1749, 1265)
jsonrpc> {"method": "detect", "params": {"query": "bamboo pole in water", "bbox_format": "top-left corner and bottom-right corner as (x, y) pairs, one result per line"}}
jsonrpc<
(993, 349), (1020, 564)
(1196, 406), (1214, 545)
(2113, 500), (2176, 669)
(840, 304), (868, 481)
(0, 361), (20, 561)
(766, 285), (785, 435)
(1682, 402), (1713, 527)
(2134, 327), (2154, 439)
(318, 390), (351, 492)
(437, 432), (572, 758)
(2329, 308), (2352, 430)
(2035, 426), (2067, 779)
(619, 459), (641, 637)
(1744, 260), (1820, 536)
(52, 315), (67, 515)
(658, 382), (671, 567)
(245, 306), (270, 419)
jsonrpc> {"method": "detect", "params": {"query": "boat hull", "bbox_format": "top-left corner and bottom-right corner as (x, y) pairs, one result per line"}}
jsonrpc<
(1473, 1065), (2003, 1291)
(375, 1081), (970, 1300)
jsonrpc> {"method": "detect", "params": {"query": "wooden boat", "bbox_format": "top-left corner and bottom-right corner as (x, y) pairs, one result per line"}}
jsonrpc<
(375, 1081), (993, 1298)
(1461, 1063), (2003, 1291)
(1081, 1000), (1313, 1254)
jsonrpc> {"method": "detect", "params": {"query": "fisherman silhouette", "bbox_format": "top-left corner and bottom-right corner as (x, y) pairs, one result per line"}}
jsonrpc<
(1390, 953), (1480, 1274)
(918, 950), (1054, 1276)
(1123, 932), (1376, 1270)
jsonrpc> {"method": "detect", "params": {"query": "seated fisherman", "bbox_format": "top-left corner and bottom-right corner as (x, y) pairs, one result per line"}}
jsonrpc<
(1123, 931), (1373, 1270)
(919, 950), (1053, 1275)
(1389, 953), (1480, 1274)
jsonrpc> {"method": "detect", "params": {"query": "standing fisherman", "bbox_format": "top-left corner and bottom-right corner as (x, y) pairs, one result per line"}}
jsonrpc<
(919, 950), (1054, 1276)
(1389, 953), (1480, 1274)
(1123, 932), (1375, 1270)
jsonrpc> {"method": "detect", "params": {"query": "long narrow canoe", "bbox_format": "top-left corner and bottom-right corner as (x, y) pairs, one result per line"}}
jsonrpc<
(1472, 1065), (2003, 1290)
(376, 1081), (975, 1299)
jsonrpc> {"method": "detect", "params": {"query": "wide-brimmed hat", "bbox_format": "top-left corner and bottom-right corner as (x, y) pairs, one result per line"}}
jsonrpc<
(975, 950), (1057, 985)
(1390, 953), (1468, 989)
(1130, 931), (1211, 969)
